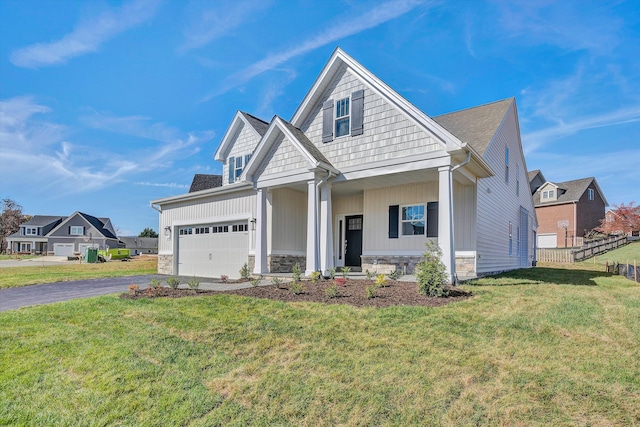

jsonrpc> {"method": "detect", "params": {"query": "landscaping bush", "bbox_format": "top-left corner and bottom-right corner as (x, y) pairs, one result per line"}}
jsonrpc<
(365, 285), (378, 299)
(239, 263), (250, 279)
(389, 269), (403, 280)
(271, 277), (283, 289)
(341, 266), (351, 278)
(375, 274), (388, 287)
(166, 276), (181, 289)
(415, 240), (449, 297)
(187, 276), (200, 290)
(325, 283), (339, 298)
(310, 271), (321, 284)
(289, 281), (304, 295)
(292, 263), (302, 282)
(250, 276), (261, 287)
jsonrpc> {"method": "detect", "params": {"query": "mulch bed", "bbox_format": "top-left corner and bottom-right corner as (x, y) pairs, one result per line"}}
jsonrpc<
(121, 279), (472, 308)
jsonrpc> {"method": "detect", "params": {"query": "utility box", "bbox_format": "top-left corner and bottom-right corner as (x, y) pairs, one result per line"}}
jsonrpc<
(85, 248), (98, 264)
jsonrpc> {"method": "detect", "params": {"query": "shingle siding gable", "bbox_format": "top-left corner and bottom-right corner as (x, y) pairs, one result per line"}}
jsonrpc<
(299, 67), (441, 170)
(222, 122), (261, 185)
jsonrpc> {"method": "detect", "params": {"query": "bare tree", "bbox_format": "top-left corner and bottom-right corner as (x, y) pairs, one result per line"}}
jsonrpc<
(0, 199), (26, 253)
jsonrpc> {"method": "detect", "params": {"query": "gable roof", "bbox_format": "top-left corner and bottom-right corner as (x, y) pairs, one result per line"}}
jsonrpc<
(432, 98), (514, 157)
(48, 211), (118, 239)
(119, 236), (158, 248)
(20, 215), (65, 227)
(290, 47), (464, 153)
(533, 177), (608, 206)
(214, 111), (270, 161)
(189, 174), (222, 193)
(242, 116), (337, 182)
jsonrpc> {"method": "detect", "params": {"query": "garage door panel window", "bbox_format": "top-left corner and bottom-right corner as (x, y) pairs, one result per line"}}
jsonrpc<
(195, 227), (210, 235)
(232, 224), (248, 232)
(212, 226), (228, 233)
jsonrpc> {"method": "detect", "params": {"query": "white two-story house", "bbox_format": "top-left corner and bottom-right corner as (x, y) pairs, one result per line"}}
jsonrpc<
(151, 48), (537, 282)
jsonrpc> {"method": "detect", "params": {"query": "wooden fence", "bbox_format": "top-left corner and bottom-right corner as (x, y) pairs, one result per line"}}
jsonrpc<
(536, 235), (628, 263)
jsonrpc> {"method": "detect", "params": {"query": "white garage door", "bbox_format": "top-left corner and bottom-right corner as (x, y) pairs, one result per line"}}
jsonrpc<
(537, 234), (557, 249)
(54, 243), (75, 256)
(177, 223), (249, 279)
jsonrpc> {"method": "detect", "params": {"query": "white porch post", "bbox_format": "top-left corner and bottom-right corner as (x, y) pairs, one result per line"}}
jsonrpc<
(254, 188), (268, 274)
(306, 179), (319, 275)
(438, 165), (456, 283)
(319, 183), (334, 275)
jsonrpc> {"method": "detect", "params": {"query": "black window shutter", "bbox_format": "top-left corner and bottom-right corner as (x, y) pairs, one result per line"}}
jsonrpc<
(388, 205), (399, 239)
(427, 202), (438, 237)
(228, 157), (235, 184)
(351, 89), (364, 136)
(68, 226), (70, 234)
(322, 99), (334, 143)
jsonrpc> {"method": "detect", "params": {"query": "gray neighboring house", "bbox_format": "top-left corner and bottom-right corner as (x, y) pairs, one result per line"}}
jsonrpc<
(7, 212), (120, 255)
(119, 236), (158, 255)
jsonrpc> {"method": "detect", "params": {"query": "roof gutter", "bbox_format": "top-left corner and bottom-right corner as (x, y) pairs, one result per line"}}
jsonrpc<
(451, 150), (471, 172)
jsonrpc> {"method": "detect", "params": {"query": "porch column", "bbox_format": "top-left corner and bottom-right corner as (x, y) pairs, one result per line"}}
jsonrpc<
(319, 182), (334, 275)
(306, 179), (319, 275)
(438, 165), (456, 283)
(254, 188), (268, 274)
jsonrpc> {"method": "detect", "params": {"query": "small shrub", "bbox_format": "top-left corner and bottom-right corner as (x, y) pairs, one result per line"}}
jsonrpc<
(341, 266), (351, 278)
(187, 276), (200, 290)
(292, 263), (302, 282)
(289, 281), (304, 295)
(220, 275), (228, 283)
(328, 267), (336, 279)
(416, 240), (449, 297)
(128, 284), (140, 295)
(239, 263), (250, 279)
(325, 283), (339, 298)
(166, 276), (180, 289)
(150, 278), (162, 288)
(365, 269), (377, 280)
(310, 271), (321, 284)
(250, 276), (262, 287)
(335, 277), (347, 287)
(388, 269), (403, 280)
(375, 274), (388, 287)
(271, 276), (283, 289)
(365, 285), (378, 299)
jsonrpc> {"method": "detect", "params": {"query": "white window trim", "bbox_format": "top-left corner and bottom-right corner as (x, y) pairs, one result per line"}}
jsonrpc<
(70, 226), (84, 235)
(400, 203), (426, 237)
(335, 96), (351, 138)
(588, 188), (594, 200)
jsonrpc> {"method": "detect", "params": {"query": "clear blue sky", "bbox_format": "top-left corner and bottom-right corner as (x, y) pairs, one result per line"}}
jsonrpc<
(1, 0), (639, 236)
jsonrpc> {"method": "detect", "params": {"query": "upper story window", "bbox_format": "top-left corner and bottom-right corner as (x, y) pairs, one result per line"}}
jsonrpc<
(588, 188), (594, 200)
(70, 226), (84, 235)
(543, 190), (555, 200)
(335, 97), (350, 138)
(25, 227), (37, 235)
(228, 154), (251, 184)
(505, 147), (510, 184)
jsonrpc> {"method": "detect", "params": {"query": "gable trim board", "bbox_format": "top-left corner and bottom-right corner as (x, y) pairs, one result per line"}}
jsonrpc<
(152, 49), (537, 282)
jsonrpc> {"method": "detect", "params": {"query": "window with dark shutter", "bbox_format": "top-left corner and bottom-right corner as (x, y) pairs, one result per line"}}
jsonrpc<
(351, 89), (364, 136)
(427, 202), (438, 237)
(228, 157), (235, 184)
(322, 99), (334, 143)
(388, 205), (399, 238)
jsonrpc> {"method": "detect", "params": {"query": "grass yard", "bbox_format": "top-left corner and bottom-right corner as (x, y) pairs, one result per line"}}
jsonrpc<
(585, 239), (640, 267)
(0, 256), (157, 289)
(1, 263), (639, 426)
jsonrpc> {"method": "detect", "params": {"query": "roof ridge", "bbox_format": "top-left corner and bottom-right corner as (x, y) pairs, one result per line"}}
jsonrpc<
(433, 97), (515, 118)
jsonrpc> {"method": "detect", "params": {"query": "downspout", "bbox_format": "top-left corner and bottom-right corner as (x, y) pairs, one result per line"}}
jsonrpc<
(446, 149), (471, 285)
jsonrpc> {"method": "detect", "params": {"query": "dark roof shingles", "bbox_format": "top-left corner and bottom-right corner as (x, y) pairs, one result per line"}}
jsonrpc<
(189, 174), (223, 193)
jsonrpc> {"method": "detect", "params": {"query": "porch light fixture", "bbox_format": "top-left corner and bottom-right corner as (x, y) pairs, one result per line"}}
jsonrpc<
(164, 226), (171, 238)
(250, 218), (257, 231)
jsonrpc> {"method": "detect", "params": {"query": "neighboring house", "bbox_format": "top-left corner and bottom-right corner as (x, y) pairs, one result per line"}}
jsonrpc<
(7, 212), (120, 256)
(529, 172), (607, 248)
(604, 207), (640, 238)
(119, 237), (158, 255)
(151, 48), (537, 282)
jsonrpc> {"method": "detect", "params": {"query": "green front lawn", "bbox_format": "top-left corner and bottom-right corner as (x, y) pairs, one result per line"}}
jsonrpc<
(1, 264), (638, 426)
(0, 257), (157, 289)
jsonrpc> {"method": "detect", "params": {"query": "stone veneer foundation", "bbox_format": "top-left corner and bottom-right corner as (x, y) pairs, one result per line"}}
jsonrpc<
(361, 253), (477, 278)
(248, 254), (306, 274)
(158, 254), (173, 275)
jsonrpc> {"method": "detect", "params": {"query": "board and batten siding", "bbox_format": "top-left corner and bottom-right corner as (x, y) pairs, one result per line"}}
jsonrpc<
(222, 122), (261, 185)
(258, 135), (309, 178)
(362, 182), (438, 255)
(300, 65), (441, 169)
(476, 103), (537, 274)
(158, 189), (256, 253)
(269, 188), (307, 254)
(333, 194), (364, 216)
(453, 181), (476, 251)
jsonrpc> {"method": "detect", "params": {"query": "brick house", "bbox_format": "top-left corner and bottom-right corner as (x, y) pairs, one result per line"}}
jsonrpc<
(529, 170), (608, 248)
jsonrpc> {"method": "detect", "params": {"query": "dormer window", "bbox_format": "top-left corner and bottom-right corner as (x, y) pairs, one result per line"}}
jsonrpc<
(228, 154), (252, 183)
(543, 190), (555, 200)
(25, 227), (37, 235)
(335, 97), (350, 137)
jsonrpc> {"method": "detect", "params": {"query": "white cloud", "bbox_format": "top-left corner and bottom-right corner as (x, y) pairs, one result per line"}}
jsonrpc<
(135, 182), (189, 189)
(203, 0), (430, 100)
(179, 0), (272, 53)
(522, 105), (640, 154)
(10, 0), (159, 68)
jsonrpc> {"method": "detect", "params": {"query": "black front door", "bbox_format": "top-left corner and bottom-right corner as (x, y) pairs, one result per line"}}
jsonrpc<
(345, 215), (363, 267)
